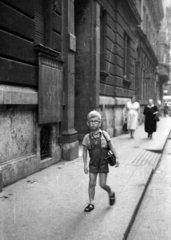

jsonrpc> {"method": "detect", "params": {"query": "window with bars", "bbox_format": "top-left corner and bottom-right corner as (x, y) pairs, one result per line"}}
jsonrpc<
(40, 125), (51, 160)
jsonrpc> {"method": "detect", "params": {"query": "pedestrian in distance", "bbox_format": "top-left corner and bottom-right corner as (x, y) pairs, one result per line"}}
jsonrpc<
(163, 102), (169, 117)
(157, 100), (162, 116)
(82, 110), (119, 212)
(123, 96), (140, 139)
(143, 99), (159, 139)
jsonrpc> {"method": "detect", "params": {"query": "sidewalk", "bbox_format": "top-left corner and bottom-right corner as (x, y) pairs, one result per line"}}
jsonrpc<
(0, 117), (171, 240)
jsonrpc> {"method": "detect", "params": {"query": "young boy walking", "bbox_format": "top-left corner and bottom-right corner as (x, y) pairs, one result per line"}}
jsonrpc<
(82, 110), (119, 212)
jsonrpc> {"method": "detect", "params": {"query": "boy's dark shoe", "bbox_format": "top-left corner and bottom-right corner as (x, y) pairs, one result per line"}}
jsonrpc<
(84, 204), (94, 212)
(109, 192), (115, 206)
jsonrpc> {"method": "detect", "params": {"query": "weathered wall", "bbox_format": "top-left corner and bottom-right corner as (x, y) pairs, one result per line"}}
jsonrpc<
(0, 0), (64, 187)
(61, 0), (79, 160)
(75, 0), (100, 139)
(0, 110), (35, 163)
(100, 96), (130, 137)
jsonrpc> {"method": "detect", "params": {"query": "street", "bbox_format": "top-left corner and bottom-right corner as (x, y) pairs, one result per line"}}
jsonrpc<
(127, 133), (171, 240)
(1, 1), (171, 239)
(0, 117), (171, 240)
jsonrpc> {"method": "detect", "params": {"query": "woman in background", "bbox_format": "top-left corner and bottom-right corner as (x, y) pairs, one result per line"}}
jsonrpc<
(163, 102), (169, 117)
(124, 96), (140, 139)
(143, 99), (158, 139)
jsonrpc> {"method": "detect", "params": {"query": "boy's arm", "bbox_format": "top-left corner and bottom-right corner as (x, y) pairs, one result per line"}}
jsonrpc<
(83, 145), (89, 174)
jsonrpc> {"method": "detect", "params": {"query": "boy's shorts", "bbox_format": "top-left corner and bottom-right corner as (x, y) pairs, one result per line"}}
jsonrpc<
(89, 149), (109, 173)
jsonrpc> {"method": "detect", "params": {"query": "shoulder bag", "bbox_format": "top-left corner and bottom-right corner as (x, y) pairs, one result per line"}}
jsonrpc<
(102, 132), (116, 166)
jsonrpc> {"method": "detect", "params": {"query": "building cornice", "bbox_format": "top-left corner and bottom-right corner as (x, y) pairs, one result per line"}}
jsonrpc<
(121, 0), (141, 25)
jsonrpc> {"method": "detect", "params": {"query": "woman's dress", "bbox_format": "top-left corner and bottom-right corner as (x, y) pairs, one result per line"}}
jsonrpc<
(143, 106), (158, 133)
(126, 101), (140, 130)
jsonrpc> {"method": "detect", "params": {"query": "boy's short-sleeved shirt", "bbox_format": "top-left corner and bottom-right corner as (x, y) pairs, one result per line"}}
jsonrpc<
(82, 129), (110, 150)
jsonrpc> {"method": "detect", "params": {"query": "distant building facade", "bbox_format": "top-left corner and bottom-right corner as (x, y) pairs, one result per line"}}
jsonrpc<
(0, 0), (166, 187)
(157, 0), (170, 102)
(134, 0), (164, 106)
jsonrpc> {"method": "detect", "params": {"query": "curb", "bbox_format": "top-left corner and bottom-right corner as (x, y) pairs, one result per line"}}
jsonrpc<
(153, 129), (171, 171)
(0, 167), (2, 193)
(123, 168), (153, 240)
(122, 129), (171, 240)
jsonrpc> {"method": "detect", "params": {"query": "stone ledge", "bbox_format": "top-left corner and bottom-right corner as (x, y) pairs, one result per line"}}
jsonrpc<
(114, 97), (130, 106)
(99, 96), (115, 105)
(100, 96), (130, 106)
(1, 154), (40, 187)
(0, 85), (38, 105)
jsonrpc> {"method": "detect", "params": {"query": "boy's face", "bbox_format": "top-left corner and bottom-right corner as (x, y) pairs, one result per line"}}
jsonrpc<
(87, 117), (101, 131)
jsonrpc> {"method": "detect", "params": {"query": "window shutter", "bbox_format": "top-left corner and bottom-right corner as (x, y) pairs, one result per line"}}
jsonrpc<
(38, 54), (63, 124)
(35, 0), (44, 44)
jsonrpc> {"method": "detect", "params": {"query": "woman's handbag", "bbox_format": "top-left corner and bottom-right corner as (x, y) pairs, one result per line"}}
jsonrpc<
(154, 115), (160, 122)
(102, 132), (116, 166)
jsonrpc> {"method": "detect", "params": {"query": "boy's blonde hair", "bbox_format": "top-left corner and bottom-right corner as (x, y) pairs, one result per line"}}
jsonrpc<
(87, 110), (101, 121)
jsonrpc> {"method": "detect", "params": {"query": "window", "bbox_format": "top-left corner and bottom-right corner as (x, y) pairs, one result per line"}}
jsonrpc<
(148, 22), (151, 40)
(143, 7), (146, 32)
(35, 0), (45, 44)
(141, 69), (144, 100)
(138, 0), (142, 15)
(100, 8), (107, 71)
(123, 33), (131, 79)
(40, 125), (51, 160)
(146, 15), (148, 37)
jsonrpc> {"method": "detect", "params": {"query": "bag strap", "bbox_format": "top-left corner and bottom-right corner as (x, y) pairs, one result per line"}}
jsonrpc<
(102, 131), (110, 150)
(102, 131), (108, 141)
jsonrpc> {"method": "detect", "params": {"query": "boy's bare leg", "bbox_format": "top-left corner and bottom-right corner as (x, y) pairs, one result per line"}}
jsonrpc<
(99, 173), (112, 195)
(99, 173), (115, 205)
(89, 173), (97, 204)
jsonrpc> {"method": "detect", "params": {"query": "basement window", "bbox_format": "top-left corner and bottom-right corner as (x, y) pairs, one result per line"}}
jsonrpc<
(40, 125), (51, 160)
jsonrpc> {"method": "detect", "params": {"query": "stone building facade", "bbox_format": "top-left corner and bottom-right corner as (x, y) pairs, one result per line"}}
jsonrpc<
(75, 0), (165, 138)
(75, 0), (142, 139)
(134, 0), (164, 108)
(157, 0), (171, 101)
(0, 0), (165, 187)
(0, 0), (79, 187)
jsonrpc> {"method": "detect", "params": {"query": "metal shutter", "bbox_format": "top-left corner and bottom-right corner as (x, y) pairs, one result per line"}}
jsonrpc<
(35, 0), (44, 44)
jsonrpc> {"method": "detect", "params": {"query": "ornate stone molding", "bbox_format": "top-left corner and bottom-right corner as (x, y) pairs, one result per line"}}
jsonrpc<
(34, 44), (61, 59)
